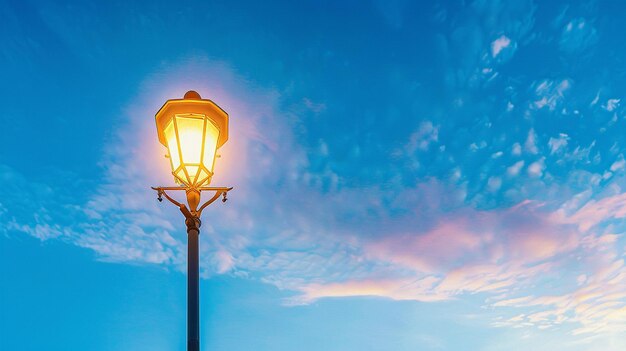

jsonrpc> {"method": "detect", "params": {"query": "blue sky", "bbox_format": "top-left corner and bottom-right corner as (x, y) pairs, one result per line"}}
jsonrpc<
(2, 0), (626, 350)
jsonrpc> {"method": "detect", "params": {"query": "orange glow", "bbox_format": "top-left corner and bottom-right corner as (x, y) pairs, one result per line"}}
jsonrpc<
(163, 114), (220, 187)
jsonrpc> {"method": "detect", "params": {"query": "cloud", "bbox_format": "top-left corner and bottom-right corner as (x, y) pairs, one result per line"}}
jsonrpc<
(488, 240), (626, 336)
(527, 158), (546, 178)
(533, 79), (571, 111)
(406, 121), (439, 153)
(365, 219), (487, 273)
(525, 129), (539, 154)
(296, 199), (579, 297)
(559, 18), (598, 54)
(512, 143), (522, 156)
(296, 276), (446, 305)
(610, 155), (626, 173)
(548, 134), (569, 154)
(553, 192), (626, 232)
(293, 196), (626, 338)
(604, 99), (621, 112)
(487, 176), (502, 192)
(507, 160), (524, 177)
(491, 35), (512, 57)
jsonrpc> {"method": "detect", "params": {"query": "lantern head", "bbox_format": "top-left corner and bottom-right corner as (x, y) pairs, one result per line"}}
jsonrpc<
(155, 91), (229, 187)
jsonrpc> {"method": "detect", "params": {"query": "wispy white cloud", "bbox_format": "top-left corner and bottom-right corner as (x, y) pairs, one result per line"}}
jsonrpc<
(610, 155), (626, 173)
(533, 79), (571, 111)
(491, 35), (511, 57)
(604, 99), (621, 112)
(559, 18), (598, 54)
(525, 129), (539, 154)
(548, 134), (569, 155)
(406, 121), (439, 153)
(512, 143), (522, 156)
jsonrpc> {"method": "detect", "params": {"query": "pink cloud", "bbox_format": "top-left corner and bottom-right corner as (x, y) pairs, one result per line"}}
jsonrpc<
(366, 219), (488, 272)
(291, 199), (583, 310)
(554, 192), (626, 231)
(291, 196), (626, 336)
(365, 201), (578, 275)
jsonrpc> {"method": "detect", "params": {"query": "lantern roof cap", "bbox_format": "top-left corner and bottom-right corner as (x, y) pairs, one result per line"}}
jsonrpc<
(155, 91), (229, 148)
(184, 90), (201, 99)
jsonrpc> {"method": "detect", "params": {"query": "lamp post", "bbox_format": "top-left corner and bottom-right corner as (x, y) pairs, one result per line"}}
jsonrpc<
(151, 90), (232, 351)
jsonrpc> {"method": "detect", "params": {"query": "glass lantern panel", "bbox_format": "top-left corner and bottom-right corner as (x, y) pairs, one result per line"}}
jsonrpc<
(175, 115), (205, 165)
(197, 168), (209, 184)
(175, 168), (187, 185)
(164, 120), (180, 172)
(202, 120), (220, 174)
(186, 165), (199, 184)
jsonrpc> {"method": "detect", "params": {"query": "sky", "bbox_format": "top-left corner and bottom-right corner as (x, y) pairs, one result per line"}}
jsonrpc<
(1, 0), (626, 350)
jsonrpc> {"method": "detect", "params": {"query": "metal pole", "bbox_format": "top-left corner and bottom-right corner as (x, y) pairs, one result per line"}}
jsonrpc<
(186, 217), (201, 351)
(153, 187), (232, 350)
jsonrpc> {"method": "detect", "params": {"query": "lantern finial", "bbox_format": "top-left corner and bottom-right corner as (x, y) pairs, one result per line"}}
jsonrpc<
(184, 90), (201, 100)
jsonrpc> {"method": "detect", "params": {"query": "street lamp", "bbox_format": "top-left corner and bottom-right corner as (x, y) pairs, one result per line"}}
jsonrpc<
(151, 90), (232, 351)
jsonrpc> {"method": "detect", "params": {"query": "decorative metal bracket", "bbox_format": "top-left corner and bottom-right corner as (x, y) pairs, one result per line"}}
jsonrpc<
(151, 186), (233, 220)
